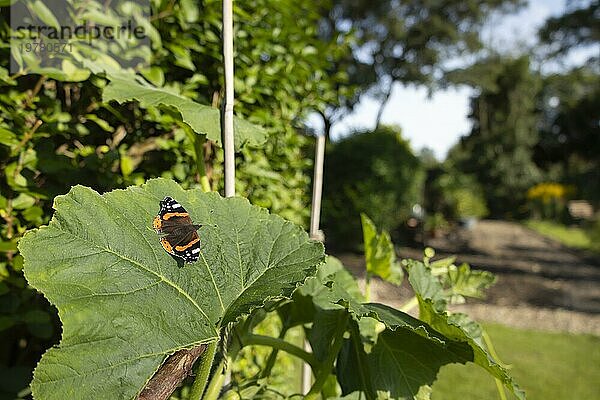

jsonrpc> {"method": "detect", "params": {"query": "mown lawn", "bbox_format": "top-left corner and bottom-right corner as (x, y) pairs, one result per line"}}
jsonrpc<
(524, 220), (598, 252)
(431, 323), (600, 400)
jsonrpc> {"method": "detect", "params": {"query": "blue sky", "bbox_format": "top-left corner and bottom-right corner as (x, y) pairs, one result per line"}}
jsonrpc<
(320, 0), (577, 159)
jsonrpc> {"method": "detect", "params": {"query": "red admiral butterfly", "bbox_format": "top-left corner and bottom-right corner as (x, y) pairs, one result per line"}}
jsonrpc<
(153, 196), (201, 264)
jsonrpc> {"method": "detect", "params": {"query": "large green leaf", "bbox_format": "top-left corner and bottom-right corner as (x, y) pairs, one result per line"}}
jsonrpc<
(102, 76), (268, 150)
(19, 178), (324, 400)
(298, 255), (364, 311)
(277, 256), (363, 345)
(294, 258), (476, 399)
(407, 261), (526, 400)
(361, 214), (403, 285)
(336, 306), (473, 400)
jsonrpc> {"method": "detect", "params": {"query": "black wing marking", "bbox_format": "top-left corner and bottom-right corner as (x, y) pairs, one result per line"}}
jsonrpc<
(159, 196), (188, 215)
(171, 231), (201, 263)
(156, 197), (201, 263)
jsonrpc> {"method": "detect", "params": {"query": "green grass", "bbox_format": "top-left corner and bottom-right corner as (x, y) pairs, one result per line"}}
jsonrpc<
(524, 220), (597, 251)
(431, 323), (600, 400)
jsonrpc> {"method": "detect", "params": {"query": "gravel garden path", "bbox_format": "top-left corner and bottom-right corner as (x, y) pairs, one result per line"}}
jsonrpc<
(335, 220), (600, 335)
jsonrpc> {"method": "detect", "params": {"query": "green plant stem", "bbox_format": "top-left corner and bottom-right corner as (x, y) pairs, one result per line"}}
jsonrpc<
(482, 329), (510, 369)
(190, 341), (218, 400)
(259, 325), (289, 378)
(481, 328), (509, 400)
(493, 377), (508, 400)
(202, 357), (227, 400)
(192, 133), (211, 193)
(243, 334), (319, 370)
(305, 313), (348, 400)
(400, 296), (418, 313)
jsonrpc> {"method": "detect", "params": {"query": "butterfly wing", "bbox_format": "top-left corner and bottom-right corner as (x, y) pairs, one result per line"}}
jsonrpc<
(155, 197), (201, 263)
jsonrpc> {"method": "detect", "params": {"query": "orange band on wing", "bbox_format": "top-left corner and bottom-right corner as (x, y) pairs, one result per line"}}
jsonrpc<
(160, 238), (173, 253)
(153, 216), (162, 231)
(175, 237), (200, 251)
(162, 212), (189, 220)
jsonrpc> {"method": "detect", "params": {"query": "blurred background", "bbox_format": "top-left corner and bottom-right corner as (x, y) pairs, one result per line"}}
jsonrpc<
(0, 0), (598, 399)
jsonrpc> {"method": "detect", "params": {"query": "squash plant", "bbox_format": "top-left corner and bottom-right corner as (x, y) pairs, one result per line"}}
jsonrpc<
(9, 1), (525, 399)
(13, 40), (526, 400)
(20, 170), (525, 399)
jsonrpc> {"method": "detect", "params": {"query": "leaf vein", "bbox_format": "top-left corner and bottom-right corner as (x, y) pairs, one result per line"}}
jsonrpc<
(56, 227), (216, 335)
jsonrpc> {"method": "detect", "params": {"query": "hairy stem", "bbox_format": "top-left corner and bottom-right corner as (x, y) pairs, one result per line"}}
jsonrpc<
(482, 329), (510, 368)
(202, 357), (227, 400)
(189, 341), (218, 400)
(482, 328), (509, 400)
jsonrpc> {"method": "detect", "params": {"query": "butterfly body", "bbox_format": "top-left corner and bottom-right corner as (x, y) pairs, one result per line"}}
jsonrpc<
(154, 196), (201, 264)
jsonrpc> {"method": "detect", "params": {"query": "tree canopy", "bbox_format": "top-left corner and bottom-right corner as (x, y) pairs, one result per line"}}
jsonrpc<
(447, 56), (542, 217)
(318, 0), (524, 132)
(538, 0), (599, 61)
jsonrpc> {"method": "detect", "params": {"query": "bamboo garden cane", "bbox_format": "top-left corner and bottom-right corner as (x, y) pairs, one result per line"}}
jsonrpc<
(302, 133), (327, 393)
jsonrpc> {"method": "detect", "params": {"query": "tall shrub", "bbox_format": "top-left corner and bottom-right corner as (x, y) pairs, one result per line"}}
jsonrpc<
(447, 56), (542, 217)
(322, 126), (424, 249)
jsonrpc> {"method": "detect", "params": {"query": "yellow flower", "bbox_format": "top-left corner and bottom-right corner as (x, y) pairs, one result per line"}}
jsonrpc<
(527, 182), (572, 203)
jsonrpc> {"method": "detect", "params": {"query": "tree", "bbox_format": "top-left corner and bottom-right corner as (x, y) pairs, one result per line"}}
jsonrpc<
(447, 56), (542, 217)
(318, 0), (524, 133)
(321, 126), (424, 248)
(535, 1), (600, 205)
(535, 67), (600, 205)
(538, 0), (599, 63)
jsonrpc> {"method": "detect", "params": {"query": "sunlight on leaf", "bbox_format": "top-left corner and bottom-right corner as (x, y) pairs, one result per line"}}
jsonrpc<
(102, 77), (267, 150)
(361, 213), (403, 285)
(20, 178), (323, 400)
(407, 261), (526, 400)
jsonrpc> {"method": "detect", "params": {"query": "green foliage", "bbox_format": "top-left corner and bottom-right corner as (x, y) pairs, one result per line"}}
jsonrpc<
(534, 67), (600, 206)
(453, 189), (488, 220)
(222, 226), (521, 399)
(361, 213), (403, 286)
(102, 75), (268, 150)
(263, 256), (477, 400)
(336, 306), (474, 400)
(322, 126), (425, 249)
(186, 217), (524, 400)
(424, 250), (496, 304)
(260, 236), (522, 399)
(19, 179), (324, 399)
(0, 0), (353, 393)
(405, 260), (523, 398)
(447, 56), (542, 217)
(425, 167), (488, 223)
(424, 212), (449, 235)
(538, 1), (599, 60)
